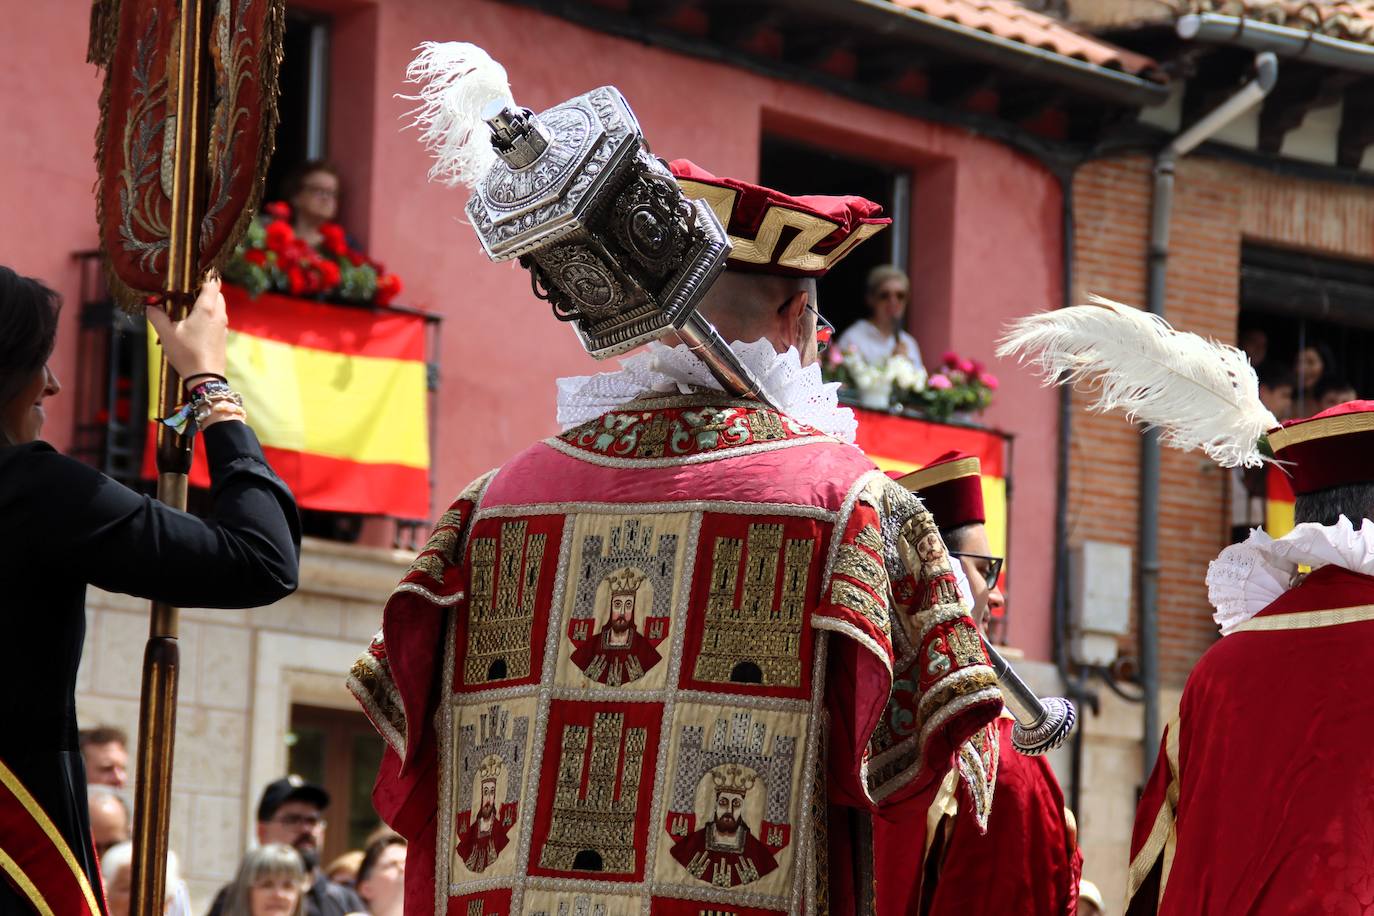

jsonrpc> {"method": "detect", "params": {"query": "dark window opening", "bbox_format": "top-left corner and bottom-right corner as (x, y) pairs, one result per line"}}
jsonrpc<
(758, 137), (909, 338)
(287, 703), (385, 864)
(266, 9), (331, 202)
(571, 850), (604, 871)
(729, 660), (763, 684)
(487, 658), (508, 682)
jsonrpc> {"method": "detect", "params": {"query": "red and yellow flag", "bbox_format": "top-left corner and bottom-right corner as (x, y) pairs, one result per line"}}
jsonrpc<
(146, 284), (431, 519)
(1265, 464), (1296, 539)
(852, 407), (1010, 590)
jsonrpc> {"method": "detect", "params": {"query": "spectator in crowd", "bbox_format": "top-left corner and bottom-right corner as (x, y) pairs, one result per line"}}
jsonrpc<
(79, 724), (129, 788)
(835, 264), (922, 366)
(207, 777), (364, 916)
(1295, 341), (1336, 412)
(283, 161), (343, 252)
(324, 850), (364, 889)
(101, 841), (189, 916)
(1238, 324), (1268, 368)
(219, 843), (309, 916)
(1258, 363), (1296, 422)
(87, 784), (130, 858)
(1077, 878), (1104, 916)
(1317, 376), (1358, 412)
(355, 832), (406, 916)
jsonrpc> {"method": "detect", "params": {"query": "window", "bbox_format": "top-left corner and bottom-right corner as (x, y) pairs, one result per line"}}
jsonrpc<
(758, 136), (910, 335)
(287, 704), (386, 863)
(265, 9), (331, 200)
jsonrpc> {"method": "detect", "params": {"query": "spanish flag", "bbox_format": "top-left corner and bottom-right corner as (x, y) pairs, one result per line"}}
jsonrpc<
(852, 407), (1010, 588)
(145, 284), (431, 519)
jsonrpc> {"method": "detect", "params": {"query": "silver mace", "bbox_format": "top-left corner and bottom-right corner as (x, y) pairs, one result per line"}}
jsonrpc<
(982, 636), (1077, 755)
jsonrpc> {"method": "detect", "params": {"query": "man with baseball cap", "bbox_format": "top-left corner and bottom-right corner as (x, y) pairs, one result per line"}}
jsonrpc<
(207, 776), (364, 916)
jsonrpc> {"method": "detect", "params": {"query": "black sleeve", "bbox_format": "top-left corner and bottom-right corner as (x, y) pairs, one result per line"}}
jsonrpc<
(18, 422), (300, 608)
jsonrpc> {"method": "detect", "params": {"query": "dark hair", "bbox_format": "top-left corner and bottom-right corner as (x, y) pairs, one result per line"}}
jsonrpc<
(282, 160), (341, 201)
(356, 831), (405, 890)
(1316, 375), (1358, 401)
(0, 267), (60, 434)
(940, 523), (977, 553)
(79, 725), (128, 749)
(1297, 341), (1337, 389)
(1293, 482), (1374, 527)
(1257, 361), (1295, 392)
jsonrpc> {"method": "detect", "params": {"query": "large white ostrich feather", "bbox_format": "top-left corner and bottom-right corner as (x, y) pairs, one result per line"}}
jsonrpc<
(402, 42), (516, 189)
(996, 296), (1278, 468)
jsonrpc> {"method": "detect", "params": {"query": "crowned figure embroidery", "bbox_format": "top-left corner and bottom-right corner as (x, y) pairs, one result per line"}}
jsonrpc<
(456, 755), (514, 873)
(569, 568), (664, 686)
(670, 763), (780, 887)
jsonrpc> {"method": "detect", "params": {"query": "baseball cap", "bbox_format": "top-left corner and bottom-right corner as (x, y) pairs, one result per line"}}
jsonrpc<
(257, 775), (330, 822)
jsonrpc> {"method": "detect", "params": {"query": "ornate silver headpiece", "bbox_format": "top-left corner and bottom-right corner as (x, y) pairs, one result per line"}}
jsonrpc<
(404, 43), (771, 402)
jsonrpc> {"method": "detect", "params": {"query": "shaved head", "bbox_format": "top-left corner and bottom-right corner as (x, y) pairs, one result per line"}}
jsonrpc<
(674, 271), (820, 367)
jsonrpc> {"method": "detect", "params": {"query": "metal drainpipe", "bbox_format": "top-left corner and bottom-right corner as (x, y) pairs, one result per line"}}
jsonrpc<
(1139, 51), (1278, 776)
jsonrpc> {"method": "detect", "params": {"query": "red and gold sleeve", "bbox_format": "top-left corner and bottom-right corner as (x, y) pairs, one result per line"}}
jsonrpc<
(1126, 719), (1182, 916)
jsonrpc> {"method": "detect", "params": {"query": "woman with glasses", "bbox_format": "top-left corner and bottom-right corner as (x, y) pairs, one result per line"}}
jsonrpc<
(835, 264), (923, 367)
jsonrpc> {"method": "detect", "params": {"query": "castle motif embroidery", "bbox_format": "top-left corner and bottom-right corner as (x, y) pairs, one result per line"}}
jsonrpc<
(665, 710), (797, 888)
(454, 705), (529, 873)
(465, 521), (547, 684)
(567, 518), (676, 686)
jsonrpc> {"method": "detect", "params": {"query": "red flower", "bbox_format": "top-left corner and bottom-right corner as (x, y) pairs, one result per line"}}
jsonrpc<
(970, 359), (985, 375)
(319, 259), (341, 289)
(940, 350), (960, 367)
(979, 372), (1000, 390)
(319, 223), (348, 257)
(244, 249), (267, 268)
(263, 200), (291, 221)
(265, 221), (294, 255)
(287, 266), (307, 296)
(376, 273), (402, 305)
(956, 357), (976, 374)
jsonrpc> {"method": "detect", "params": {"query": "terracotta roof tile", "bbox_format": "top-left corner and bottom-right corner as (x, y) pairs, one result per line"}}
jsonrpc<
(887, 0), (1163, 76)
(1183, 1), (1374, 45)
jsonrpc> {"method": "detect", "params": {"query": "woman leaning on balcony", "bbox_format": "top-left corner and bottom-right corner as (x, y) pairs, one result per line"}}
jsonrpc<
(0, 266), (299, 914)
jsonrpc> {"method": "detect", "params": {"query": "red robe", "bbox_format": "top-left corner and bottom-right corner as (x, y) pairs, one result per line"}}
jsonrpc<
(1127, 565), (1374, 915)
(887, 716), (1081, 915)
(349, 395), (1003, 915)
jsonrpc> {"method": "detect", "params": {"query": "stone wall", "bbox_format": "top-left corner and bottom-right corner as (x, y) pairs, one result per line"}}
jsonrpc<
(77, 538), (411, 911)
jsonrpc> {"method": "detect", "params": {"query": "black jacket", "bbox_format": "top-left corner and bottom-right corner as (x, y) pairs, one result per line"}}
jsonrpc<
(0, 421), (299, 914)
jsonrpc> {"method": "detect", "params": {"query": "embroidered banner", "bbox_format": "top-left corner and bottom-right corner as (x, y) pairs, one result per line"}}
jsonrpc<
(852, 408), (1011, 611)
(91, 0), (285, 305)
(143, 283), (432, 518)
(0, 761), (102, 916)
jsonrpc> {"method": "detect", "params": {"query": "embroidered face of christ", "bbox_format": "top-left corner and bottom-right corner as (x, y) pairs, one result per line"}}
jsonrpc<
(607, 589), (637, 645)
(711, 788), (746, 846)
(477, 778), (498, 832)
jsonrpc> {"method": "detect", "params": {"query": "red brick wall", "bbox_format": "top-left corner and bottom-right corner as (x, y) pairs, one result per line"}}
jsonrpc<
(1069, 154), (1374, 686)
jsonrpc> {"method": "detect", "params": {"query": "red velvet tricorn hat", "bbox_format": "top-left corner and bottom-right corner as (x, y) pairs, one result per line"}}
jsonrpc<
(1268, 400), (1374, 496)
(670, 159), (890, 278)
(894, 450), (985, 529)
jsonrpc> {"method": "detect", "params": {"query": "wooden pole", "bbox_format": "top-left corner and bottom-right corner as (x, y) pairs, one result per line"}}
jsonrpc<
(129, 0), (212, 911)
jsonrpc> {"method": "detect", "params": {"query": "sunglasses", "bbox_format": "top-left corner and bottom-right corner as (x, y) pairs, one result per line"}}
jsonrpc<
(806, 304), (835, 353)
(949, 551), (1003, 592)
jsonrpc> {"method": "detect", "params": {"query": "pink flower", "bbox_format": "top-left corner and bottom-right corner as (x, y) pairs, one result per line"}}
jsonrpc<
(970, 359), (985, 375)
(940, 350), (960, 367)
(826, 347), (844, 368)
(929, 373), (952, 390)
(956, 358), (976, 374)
(979, 371), (999, 390)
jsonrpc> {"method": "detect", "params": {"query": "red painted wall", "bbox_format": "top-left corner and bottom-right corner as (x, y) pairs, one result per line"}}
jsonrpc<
(2, 0), (1062, 661)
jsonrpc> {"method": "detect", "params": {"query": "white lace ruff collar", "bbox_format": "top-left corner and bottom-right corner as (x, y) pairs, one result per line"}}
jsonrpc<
(555, 338), (858, 443)
(1206, 515), (1374, 635)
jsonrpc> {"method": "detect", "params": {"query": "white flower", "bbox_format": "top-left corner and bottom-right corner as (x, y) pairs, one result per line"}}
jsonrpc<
(843, 350), (926, 392)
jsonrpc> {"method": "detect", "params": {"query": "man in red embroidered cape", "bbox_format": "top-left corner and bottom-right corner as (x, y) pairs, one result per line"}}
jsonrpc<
(349, 160), (1004, 915)
(1127, 401), (1374, 914)
(871, 452), (1081, 915)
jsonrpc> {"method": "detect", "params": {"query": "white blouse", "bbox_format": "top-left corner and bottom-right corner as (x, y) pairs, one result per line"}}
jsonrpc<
(836, 318), (923, 368)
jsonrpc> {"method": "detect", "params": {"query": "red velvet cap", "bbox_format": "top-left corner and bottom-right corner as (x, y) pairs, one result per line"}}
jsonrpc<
(1268, 400), (1374, 496)
(894, 450), (985, 529)
(669, 159), (890, 278)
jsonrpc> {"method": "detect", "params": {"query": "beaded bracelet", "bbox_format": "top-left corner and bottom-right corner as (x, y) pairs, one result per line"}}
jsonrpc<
(158, 383), (245, 434)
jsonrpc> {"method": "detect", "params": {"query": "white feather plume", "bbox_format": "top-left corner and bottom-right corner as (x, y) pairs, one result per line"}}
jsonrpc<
(401, 42), (516, 189)
(996, 295), (1278, 468)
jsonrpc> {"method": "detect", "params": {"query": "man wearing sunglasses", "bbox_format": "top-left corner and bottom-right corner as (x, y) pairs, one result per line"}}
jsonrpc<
(878, 451), (1081, 916)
